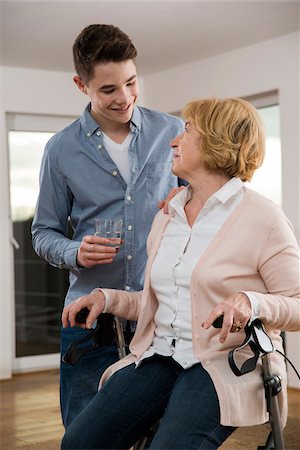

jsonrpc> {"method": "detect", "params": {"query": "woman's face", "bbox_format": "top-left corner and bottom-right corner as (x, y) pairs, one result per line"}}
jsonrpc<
(170, 120), (203, 179)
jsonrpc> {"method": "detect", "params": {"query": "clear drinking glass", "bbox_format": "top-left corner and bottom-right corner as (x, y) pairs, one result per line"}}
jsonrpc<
(94, 218), (123, 251)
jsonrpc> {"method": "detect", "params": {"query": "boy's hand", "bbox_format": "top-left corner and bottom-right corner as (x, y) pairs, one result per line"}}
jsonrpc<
(77, 235), (118, 268)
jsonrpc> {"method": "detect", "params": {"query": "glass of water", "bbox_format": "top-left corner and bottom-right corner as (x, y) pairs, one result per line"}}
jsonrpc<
(95, 218), (123, 251)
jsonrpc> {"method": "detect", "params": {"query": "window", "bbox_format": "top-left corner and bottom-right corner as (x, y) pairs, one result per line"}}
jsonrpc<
(9, 131), (53, 221)
(246, 103), (281, 206)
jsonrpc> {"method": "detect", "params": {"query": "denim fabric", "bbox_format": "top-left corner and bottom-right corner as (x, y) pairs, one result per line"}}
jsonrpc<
(61, 355), (235, 449)
(60, 326), (119, 428)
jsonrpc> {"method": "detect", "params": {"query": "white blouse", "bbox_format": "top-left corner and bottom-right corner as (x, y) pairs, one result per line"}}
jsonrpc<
(139, 177), (255, 369)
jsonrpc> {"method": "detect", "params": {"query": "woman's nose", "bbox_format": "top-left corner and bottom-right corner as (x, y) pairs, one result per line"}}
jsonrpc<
(170, 134), (181, 149)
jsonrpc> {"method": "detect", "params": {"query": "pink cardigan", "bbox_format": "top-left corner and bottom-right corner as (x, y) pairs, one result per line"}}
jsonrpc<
(100, 188), (300, 427)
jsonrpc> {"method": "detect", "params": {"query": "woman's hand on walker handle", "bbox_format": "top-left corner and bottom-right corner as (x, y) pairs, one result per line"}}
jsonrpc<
(62, 289), (106, 329)
(202, 292), (252, 343)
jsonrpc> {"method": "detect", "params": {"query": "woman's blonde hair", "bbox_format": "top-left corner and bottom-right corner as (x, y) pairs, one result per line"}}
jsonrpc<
(182, 97), (265, 181)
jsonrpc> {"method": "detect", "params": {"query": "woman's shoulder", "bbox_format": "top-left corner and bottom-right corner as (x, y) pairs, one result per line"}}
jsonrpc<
(242, 187), (293, 231)
(244, 187), (283, 215)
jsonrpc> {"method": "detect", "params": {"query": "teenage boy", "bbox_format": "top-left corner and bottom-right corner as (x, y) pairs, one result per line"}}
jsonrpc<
(32, 24), (185, 428)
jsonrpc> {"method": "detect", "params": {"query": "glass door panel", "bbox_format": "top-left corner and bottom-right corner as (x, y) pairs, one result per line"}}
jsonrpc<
(9, 131), (69, 358)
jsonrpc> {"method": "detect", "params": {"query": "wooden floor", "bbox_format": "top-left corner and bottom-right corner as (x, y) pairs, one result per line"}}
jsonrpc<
(0, 369), (299, 450)
(0, 370), (64, 450)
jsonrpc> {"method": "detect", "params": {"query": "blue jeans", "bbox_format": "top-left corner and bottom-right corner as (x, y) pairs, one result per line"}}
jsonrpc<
(60, 326), (119, 428)
(61, 355), (235, 449)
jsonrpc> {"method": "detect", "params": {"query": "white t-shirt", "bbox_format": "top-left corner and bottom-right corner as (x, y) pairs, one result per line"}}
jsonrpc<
(102, 132), (132, 184)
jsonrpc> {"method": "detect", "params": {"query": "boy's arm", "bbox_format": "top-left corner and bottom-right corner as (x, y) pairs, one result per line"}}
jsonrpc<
(31, 142), (79, 271)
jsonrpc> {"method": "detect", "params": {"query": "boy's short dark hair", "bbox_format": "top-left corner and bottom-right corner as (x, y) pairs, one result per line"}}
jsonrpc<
(73, 24), (138, 83)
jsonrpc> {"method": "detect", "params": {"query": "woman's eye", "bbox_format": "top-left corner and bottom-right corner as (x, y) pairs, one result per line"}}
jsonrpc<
(184, 122), (191, 132)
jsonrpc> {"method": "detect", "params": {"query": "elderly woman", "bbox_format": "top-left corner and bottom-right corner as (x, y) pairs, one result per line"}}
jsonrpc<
(61, 97), (300, 450)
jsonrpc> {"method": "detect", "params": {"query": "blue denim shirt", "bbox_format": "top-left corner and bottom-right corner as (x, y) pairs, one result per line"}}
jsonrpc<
(32, 104), (185, 305)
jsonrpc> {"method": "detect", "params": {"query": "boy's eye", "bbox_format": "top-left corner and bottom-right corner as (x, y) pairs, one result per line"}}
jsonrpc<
(101, 89), (114, 94)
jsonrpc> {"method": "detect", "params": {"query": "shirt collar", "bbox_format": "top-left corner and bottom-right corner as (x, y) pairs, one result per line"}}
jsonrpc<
(130, 106), (142, 131)
(80, 104), (100, 137)
(168, 177), (243, 215)
(168, 186), (191, 215)
(213, 177), (243, 204)
(80, 103), (142, 137)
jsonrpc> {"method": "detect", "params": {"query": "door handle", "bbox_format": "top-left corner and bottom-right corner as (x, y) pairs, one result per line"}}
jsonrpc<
(10, 236), (20, 250)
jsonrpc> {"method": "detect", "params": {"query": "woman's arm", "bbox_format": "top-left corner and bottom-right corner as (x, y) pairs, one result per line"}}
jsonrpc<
(202, 210), (300, 340)
(252, 214), (300, 331)
(61, 288), (143, 329)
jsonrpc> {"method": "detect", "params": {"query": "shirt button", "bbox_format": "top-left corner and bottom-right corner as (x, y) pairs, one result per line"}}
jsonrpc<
(127, 255), (132, 261)
(127, 225), (133, 231)
(96, 130), (101, 136)
(126, 195), (132, 201)
(125, 285), (131, 291)
(112, 171), (118, 176)
(86, 132), (91, 137)
(97, 144), (102, 150)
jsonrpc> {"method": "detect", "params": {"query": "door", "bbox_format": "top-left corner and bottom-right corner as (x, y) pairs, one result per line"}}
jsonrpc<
(7, 113), (76, 372)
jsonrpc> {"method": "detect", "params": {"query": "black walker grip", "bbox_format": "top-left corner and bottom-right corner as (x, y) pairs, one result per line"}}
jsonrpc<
(75, 307), (90, 324)
(212, 315), (224, 328)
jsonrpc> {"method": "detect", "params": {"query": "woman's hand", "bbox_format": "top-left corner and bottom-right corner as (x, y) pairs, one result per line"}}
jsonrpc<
(77, 235), (119, 268)
(202, 292), (252, 343)
(61, 289), (106, 329)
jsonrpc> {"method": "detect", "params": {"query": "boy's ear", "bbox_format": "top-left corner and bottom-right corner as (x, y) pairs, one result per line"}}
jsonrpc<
(73, 75), (88, 95)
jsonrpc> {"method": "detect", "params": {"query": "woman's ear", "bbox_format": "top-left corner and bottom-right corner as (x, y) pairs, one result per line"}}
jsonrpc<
(73, 75), (88, 95)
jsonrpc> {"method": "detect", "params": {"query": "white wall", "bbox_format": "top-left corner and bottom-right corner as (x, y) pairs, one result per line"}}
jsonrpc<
(3, 68), (87, 116)
(142, 32), (300, 388)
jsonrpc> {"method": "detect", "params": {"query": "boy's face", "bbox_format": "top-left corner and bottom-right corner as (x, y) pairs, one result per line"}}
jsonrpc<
(74, 59), (139, 128)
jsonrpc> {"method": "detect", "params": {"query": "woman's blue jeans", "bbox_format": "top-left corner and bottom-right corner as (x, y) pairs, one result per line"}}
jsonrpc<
(61, 354), (235, 449)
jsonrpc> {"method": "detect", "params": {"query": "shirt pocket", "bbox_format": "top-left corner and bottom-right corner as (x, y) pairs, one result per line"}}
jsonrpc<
(146, 162), (176, 206)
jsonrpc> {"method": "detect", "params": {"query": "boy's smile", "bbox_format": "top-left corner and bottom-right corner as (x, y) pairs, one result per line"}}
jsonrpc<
(74, 59), (139, 133)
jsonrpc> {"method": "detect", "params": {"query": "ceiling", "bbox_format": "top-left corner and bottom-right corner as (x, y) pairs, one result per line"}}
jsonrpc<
(1, 1), (299, 76)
